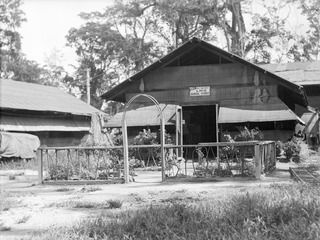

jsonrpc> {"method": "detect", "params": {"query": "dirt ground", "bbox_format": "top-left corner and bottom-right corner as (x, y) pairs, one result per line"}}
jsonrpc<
(0, 163), (295, 240)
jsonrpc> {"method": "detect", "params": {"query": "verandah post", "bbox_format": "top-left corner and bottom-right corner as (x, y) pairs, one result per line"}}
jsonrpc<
(38, 149), (43, 184)
(254, 144), (261, 179)
(123, 119), (130, 183)
(160, 117), (166, 182)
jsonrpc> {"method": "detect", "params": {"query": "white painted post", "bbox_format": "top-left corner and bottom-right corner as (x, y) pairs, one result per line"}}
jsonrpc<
(254, 144), (261, 179)
(122, 120), (129, 184)
(160, 117), (166, 182)
(216, 104), (220, 160)
(38, 149), (43, 184)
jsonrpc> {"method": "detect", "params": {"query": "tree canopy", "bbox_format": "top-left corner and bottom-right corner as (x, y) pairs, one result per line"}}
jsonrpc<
(2, 0), (318, 110)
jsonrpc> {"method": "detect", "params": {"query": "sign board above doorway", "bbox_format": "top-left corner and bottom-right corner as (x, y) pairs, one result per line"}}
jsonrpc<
(189, 86), (210, 96)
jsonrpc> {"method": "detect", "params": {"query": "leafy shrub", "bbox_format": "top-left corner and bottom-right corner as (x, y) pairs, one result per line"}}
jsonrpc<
(107, 199), (122, 209)
(235, 126), (263, 141)
(48, 164), (73, 180)
(132, 129), (174, 166)
(283, 140), (301, 161)
(276, 140), (283, 157)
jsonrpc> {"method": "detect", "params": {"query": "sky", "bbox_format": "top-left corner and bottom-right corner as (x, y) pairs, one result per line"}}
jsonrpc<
(20, 0), (113, 71)
(19, 0), (308, 72)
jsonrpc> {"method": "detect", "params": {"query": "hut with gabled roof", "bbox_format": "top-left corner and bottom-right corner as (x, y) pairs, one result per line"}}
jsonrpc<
(102, 38), (308, 144)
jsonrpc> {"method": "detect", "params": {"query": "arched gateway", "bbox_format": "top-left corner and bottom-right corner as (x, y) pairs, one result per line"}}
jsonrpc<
(121, 94), (166, 183)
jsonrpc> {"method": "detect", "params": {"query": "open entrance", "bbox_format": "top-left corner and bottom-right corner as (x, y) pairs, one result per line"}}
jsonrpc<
(182, 105), (217, 144)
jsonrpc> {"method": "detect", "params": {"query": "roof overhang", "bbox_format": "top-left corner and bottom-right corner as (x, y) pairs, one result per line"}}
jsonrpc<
(0, 116), (90, 132)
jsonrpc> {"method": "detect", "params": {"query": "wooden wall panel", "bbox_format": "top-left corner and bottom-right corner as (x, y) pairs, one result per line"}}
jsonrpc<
(123, 63), (286, 110)
(143, 63), (267, 91)
(125, 85), (284, 110)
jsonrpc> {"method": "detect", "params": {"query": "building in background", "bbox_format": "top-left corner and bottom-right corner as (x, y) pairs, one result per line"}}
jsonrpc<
(262, 61), (320, 145)
(0, 79), (101, 146)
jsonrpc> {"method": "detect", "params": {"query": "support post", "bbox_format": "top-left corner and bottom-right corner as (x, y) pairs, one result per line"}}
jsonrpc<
(38, 149), (43, 184)
(123, 120), (130, 183)
(216, 104), (220, 160)
(254, 144), (261, 179)
(160, 118), (166, 182)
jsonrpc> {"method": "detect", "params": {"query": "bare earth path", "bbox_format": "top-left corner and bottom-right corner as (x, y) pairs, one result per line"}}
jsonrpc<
(0, 166), (294, 240)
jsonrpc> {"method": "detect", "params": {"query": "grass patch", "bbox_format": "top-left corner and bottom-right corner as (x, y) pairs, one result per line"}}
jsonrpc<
(107, 199), (122, 209)
(0, 190), (22, 212)
(16, 215), (30, 224)
(0, 158), (38, 170)
(52, 199), (122, 209)
(55, 187), (74, 192)
(8, 175), (16, 180)
(0, 223), (11, 232)
(34, 183), (320, 240)
(79, 186), (102, 193)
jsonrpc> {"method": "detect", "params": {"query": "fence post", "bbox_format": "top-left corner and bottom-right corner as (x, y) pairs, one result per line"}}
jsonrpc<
(254, 144), (261, 179)
(123, 120), (130, 183)
(38, 149), (43, 184)
(160, 118), (166, 182)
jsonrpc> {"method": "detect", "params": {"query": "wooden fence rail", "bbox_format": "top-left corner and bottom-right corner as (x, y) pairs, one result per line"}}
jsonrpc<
(37, 141), (276, 184)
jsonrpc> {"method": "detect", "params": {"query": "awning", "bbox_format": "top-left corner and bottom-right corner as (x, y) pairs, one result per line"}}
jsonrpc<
(218, 107), (305, 125)
(105, 104), (177, 128)
(105, 104), (304, 128)
(0, 116), (90, 132)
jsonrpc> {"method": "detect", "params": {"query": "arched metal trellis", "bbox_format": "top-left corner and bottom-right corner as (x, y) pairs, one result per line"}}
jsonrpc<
(121, 94), (166, 183)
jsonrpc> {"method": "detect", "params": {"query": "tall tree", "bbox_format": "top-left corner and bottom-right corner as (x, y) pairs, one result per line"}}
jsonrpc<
(298, 0), (320, 60)
(220, 0), (247, 56)
(65, 0), (164, 108)
(0, 0), (56, 84)
(244, 3), (296, 63)
(67, 0), (312, 108)
(150, 0), (222, 49)
(0, 0), (25, 75)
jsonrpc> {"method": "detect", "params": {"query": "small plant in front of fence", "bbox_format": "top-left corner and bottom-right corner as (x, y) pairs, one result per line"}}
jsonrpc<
(235, 126), (264, 141)
(283, 139), (301, 162)
(48, 164), (73, 180)
(276, 141), (284, 157)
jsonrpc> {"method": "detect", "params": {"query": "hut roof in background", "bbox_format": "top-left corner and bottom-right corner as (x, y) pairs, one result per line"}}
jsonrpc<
(262, 61), (320, 86)
(0, 79), (99, 116)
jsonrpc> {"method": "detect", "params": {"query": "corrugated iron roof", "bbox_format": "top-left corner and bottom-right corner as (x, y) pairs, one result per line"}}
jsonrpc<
(0, 79), (99, 116)
(262, 61), (320, 85)
(0, 115), (90, 132)
(105, 104), (177, 127)
(218, 107), (304, 124)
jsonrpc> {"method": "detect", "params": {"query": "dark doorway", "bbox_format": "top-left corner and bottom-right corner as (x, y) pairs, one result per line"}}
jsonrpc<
(182, 105), (217, 144)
